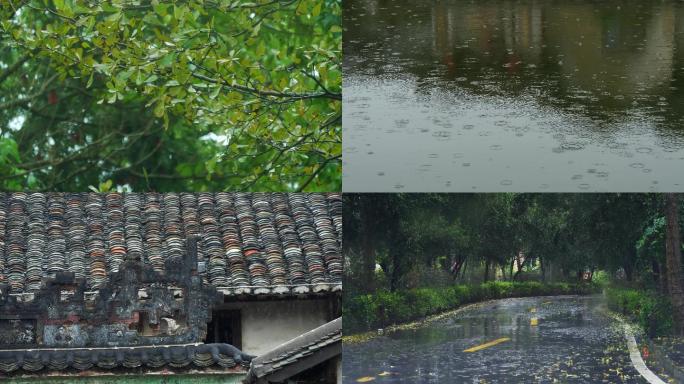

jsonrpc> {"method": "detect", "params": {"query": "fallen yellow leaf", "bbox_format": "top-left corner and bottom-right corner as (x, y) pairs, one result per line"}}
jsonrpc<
(356, 377), (376, 382)
(378, 371), (391, 376)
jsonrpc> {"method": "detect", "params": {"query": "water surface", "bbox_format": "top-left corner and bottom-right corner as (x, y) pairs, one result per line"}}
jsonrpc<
(344, 0), (684, 191)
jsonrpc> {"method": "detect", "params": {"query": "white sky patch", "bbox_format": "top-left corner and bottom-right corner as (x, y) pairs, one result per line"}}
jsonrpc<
(116, 184), (132, 193)
(200, 132), (229, 146)
(8, 115), (25, 131)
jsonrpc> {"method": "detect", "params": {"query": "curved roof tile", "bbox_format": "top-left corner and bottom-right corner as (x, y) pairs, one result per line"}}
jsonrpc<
(0, 193), (342, 294)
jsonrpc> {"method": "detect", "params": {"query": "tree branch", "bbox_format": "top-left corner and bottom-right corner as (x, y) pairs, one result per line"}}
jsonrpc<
(296, 154), (341, 192)
(0, 51), (33, 85)
(191, 72), (341, 101)
(0, 73), (58, 110)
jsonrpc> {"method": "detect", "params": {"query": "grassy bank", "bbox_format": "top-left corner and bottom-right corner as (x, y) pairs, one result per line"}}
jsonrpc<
(605, 287), (673, 337)
(345, 281), (600, 334)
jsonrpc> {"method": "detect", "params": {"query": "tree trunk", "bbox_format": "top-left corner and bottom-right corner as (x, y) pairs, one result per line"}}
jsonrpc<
(450, 257), (465, 279)
(483, 259), (491, 282)
(651, 258), (662, 292)
(660, 261), (668, 294)
(389, 252), (401, 292)
(623, 247), (636, 282)
(360, 224), (376, 293)
(665, 193), (684, 335)
(513, 256), (531, 281)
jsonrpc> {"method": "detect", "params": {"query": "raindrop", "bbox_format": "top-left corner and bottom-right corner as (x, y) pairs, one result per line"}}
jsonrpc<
(500, 180), (513, 186)
(489, 145), (503, 151)
(561, 142), (585, 151)
(636, 147), (652, 154)
(395, 119), (409, 127)
(432, 131), (452, 140)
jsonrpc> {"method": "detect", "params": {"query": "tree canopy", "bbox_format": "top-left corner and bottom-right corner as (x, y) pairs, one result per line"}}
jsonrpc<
(344, 193), (672, 294)
(0, 0), (341, 191)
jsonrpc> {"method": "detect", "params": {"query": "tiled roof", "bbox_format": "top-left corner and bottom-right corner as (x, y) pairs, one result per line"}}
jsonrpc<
(0, 343), (251, 373)
(245, 317), (341, 383)
(0, 193), (342, 295)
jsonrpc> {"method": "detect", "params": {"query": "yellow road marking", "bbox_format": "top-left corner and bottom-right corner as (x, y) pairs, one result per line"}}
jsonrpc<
(531, 317), (538, 326)
(463, 337), (511, 352)
(356, 377), (376, 382)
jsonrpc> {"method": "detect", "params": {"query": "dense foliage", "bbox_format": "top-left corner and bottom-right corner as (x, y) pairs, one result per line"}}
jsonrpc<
(0, 0), (341, 191)
(605, 287), (673, 337)
(345, 194), (663, 293)
(345, 281), (600, 333)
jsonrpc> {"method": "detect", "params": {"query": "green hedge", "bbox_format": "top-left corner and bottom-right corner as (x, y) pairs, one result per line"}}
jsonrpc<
(344, 281), (599, 333)
(605, 287), (673, 337)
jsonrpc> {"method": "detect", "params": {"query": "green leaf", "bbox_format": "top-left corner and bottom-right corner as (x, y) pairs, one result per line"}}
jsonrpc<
(312, 3), (322, 17)
(154, 99), (165, 117)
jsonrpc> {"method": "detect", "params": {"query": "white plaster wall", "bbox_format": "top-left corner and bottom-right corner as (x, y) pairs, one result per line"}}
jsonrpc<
(219, 299), (330, 356)
(335, 355), (342, 384)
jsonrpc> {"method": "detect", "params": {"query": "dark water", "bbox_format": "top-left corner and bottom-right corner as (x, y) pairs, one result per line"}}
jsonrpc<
(343, 0), (684, 192)
(343, 296), (645, 383)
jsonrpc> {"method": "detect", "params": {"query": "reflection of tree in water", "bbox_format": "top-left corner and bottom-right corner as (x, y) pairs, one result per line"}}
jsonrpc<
(346, 0), (684, 137)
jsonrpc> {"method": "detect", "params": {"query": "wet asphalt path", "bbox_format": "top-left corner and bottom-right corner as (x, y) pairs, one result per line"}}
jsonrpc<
(343, 296), (649, 383)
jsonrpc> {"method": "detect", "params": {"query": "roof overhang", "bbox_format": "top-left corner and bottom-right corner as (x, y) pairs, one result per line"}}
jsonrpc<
(245, 317), (342, 384)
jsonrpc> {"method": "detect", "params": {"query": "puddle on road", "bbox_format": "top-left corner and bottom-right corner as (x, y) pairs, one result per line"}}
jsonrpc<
(343, 0), (684, 192)
(343, 296), (644, 383)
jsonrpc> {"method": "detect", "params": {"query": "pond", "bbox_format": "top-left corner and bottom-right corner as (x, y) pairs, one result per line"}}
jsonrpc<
(343, 0), (684, 192)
